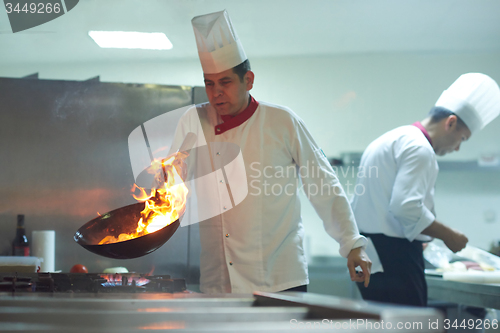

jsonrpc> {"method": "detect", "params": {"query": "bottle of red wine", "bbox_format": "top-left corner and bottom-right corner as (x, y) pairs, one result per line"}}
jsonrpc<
(12, 215), (30, 256)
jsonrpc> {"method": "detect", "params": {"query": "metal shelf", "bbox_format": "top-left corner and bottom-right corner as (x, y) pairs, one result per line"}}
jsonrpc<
(329, 158), (500, 172)
(438, 160), (500, 172)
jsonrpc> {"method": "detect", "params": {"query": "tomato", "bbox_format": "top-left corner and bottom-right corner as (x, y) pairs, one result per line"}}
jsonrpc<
(70, 264), (88, 273)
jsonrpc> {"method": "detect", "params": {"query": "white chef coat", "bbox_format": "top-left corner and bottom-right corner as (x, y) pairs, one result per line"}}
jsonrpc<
(174, 96), (366, 294)
(351, 125), (437, 244)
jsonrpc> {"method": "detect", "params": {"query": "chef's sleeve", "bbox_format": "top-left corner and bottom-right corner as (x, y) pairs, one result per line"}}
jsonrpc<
(290, 118), (366, 258)
(389, 145), (436, 241)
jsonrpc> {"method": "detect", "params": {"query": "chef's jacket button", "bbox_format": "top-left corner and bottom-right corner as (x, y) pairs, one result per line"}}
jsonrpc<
(216, 128), (221, 132)
(225, 233), (230, 238)
(229, 262), (233, 266)
(216, 152), (220, 156)
(223, 206), (227, 210)
(220, 180), (224, 183)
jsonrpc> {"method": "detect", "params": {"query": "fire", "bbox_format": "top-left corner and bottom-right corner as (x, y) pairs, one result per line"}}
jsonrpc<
(99, 152), (189, 245)
(100, 274), (150, 287)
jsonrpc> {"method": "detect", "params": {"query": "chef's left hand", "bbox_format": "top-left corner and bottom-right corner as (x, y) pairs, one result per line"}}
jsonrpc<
(347, 247), (372, 287)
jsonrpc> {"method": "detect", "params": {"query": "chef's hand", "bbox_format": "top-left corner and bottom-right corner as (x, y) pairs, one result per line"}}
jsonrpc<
(347, 247), (371, 288)
(172, 152), (189, 183)
(443, 229), (468, 253)
(422, 221), (468, 253)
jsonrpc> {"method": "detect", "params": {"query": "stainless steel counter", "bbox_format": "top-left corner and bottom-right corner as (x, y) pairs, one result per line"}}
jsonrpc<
(427, 276), (500, 310)
(0, 291), (443, 332)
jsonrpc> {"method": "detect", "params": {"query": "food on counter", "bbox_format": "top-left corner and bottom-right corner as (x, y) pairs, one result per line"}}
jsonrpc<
(424, 239), (500, 273)
(70, 264), (88, 273)
(435, 260), (496, 273)
(443, 271), (500, 284)
(103, 267), (129, 274)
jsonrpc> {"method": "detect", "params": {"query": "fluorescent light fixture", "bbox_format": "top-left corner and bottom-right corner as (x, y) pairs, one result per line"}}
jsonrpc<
(88, 31), (173, 50)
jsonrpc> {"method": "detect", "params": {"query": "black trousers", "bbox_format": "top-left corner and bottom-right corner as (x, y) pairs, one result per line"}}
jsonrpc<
(356, 233), (427, 307)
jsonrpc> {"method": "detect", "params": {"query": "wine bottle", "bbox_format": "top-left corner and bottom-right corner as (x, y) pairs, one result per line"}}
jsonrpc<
(12, 215), (30, 256)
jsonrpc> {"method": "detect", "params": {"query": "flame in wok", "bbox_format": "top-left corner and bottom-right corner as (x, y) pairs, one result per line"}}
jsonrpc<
(98, 152), (188, 245)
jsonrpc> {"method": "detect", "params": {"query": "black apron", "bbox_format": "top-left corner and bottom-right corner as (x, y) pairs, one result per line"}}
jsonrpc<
(357, 233), (427, 307)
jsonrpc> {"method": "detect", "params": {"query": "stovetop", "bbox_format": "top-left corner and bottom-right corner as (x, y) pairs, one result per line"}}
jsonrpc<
(0, 290), (444, 333)
(0, 272), (187, 293)
(0, 274), (445, 333)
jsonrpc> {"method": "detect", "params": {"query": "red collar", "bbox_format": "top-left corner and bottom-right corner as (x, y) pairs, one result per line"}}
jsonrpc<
(214, 96), (259, 135)
(412, 121), (432, 145)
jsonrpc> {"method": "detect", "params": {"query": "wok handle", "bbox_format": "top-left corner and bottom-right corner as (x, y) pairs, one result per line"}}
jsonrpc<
(178, 132), (197, 153)
(161, 132), (197, 182)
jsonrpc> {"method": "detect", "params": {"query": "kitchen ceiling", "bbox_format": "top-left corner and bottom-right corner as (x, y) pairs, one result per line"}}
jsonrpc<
(0, 0), (499, 66)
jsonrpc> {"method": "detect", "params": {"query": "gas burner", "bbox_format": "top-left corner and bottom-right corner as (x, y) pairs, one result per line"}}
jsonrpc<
(3, 276), (32, 282)
(0, 275), (33, 292)
(0, 273), (187, 294)
(98, 284), (146, 293)
(36, 274), (55, 292)
(100, 273), (150, 287)
(145, 277), (186, 293)
(0, 281), (32, 291)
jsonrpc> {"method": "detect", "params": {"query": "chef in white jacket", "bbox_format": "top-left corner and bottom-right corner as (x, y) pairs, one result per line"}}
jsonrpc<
(351, 73), (500, 306)
(181, 10), (371, 294)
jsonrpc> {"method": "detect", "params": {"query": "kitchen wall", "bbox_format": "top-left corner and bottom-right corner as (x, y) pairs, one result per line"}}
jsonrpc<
(1, 50), (500, 262)
(0, 78), (200, 278)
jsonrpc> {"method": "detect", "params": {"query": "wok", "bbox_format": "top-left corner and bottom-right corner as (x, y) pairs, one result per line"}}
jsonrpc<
(74, 133), (198, 259)
(74, 202), (179, 259)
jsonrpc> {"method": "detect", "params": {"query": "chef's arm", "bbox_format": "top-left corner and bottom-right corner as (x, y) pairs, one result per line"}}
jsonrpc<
(421, 220), (468, 253)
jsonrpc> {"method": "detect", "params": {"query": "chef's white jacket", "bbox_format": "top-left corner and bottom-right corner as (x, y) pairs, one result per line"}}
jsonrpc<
(174, 97), (366, 293)
(351, 125), (437, 244)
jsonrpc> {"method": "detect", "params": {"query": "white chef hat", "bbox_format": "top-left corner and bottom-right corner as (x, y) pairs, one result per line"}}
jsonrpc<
(192, 10), (247, 74)
(435, 73), (500, 134)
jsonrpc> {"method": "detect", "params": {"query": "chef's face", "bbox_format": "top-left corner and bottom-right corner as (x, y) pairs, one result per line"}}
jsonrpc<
(204, 68), (254, 116)
(434, 116), (471, 156)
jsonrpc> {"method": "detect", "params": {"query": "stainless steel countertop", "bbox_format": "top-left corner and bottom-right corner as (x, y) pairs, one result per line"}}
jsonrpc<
(0, 291), (444, 333)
